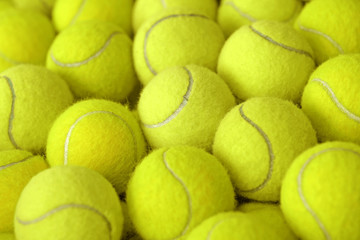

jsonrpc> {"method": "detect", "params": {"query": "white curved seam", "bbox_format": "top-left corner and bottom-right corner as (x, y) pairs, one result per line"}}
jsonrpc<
(250, 25), (313, 59)
(297, 148), (360, 240)
(64, 111), (137, 165)
(69, 0), (87, 26)
(163, 151), (192, 238)
(3, 76), (19, 149)
(0, 156), (33, 170)
(143, 67), (193, 128)
(206, 217), (239, 240)
(225, 1), (256, 22)
(313, 78), (360, 123)
(0, 51), (20, 65)
(17, 203), (112, 240)
(299, 24), (344, 54)
(161, 0), (167, 8)
(51, 31), (121, 68)
(239, 104), (274, 193)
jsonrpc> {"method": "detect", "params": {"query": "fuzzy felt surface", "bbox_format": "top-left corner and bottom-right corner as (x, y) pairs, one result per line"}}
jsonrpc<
(213, 97), (317, 202)
(12, 0), (56, 16)
(281, 141), (360, 240)
(126, 146), (235, 240)
(0, 65), (74, 153)
(301, 54), (360, 144)
(0, 150), (48, 232)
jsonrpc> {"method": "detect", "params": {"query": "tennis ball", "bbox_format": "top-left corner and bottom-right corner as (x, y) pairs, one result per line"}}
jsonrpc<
(52, 0), (132, 35)
(46, 20), (136, 102)
(218, 0), (302, 38)
(281, 141), (360, 240)
(0, 65), (74, 153)
(0, 1), (13, 12)
(12, 0), (56, 16)
(0, 9), (55, 72)
(0, 150), (47, 232)
(133, 9), (225, 85)
(46, 99), (147, 194)
(132, 0), (218, 33)
(0, 232), (15, 240)
(295, 0), (360, 64)
(137, 65), (235, 150)
(127, 146), (235, 240)
(218, 20), (315, 102)
(301, 54), (360, 144)
(14, 166), (123, 240)
(213, 97), (317, 202)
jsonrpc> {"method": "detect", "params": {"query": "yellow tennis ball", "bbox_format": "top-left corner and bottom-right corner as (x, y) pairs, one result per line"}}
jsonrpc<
(213, 97), (317, 202)
(0, 232), (15, 240)
(218, 0), (302, 38)
(295, 0), (360, 64)
(0, 9), (55, 72)
(12, 0), (56, 16)
(52, 0), (132, 35)
(14, 166), (123, 240)
(137, 65), (235, 150)
(301, 54), (360, 144)
(0, 150), (48, 232)
(127, 146), (235, 240)
(132, 0), (218, 33)
(133, 9), (225, 85)
(218, 20), (315, 102)
(46, 20), (136, 102)
(46, 99), (147, 194)
(0, 65), (74, 153)
(281, 141), (360, 240)
(0, 1), (13, 12)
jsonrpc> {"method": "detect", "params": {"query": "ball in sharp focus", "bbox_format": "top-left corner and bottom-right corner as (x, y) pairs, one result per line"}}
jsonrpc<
(46, 99), (147, 194)
(213, 97), (317, 202)
(126, 146), (235, 240)
(12, 0), (56, 17)
(14, 166), (123, 240)
(133, 9), (225, 85)
(0, 150), (48, 232)
(46, 20), (136, 101)
(301, 54), (360, 144)
(0, 65), (74, 153)
(281, 141), (360, 240)
(137, 65), (235, 150)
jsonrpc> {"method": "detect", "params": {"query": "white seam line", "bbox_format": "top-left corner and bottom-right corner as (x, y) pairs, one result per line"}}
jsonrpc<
(250, 25), (313, 59)
(144, 14), (208, 75)
(0, 156), (33, 170)
(225, 1), (256, 22)
(239, 104), (274, 193)
(297, 148), (360, 240)
(17, 203), (112, 240)
(51, 32), (121, 68)
(0, 51), (20, 65)
(161, 0), (167, 8)
(313, 78), (360, 123)
(142, 67), (193, 128)
(69, 0), (87, 26)
(163, 151), (192, 238)
(299, 24), (344, 54)
(64, 111), (137, 165)
(206, 216), (239, 240)
(3, 76), (19, 149)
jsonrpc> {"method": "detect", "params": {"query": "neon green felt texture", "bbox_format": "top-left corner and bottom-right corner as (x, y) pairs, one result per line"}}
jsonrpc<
(213, 97), (317, 202)
(133, 9), (225, 85)
(218, 20), (315, 103)
(217, 0), (302, 38)
(132, 0), (218, 32)
(281, 141), (360, 240)
(13, 0), (56, 16)
(0, 9), (55, 72)
(137, 65), (235, 151)
(0, 150), (47, 232)
(0, 65), (74, 153)
(46, 20), (136, 102)
(46, 99), (147, 194)
(14, 166), (123, 240)
(126, 146), (235, 240)
(301, 54), (360, 144)
(52, 0), (133, 35)
(0, 233), (15, 240)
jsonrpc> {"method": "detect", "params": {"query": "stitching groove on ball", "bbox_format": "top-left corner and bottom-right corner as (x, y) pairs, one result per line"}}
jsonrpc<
(224, 1), (256, 22)
(64, 111), (138, 165)
(143, 14), (209, 75)
(312, 78), (360, 123)
(297, 148), (360, 240)
(163, 150), (192, 238)
(250, 25), (313, 59)
(0, 156), (34, 170)
(239, 104), (274, 193)
(142, 67), (193, 128)
(206, 217), (238, 240)
(69, 0), (88, 26)
(16, 203), (112, 239)
(51, 31), (122, 68)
